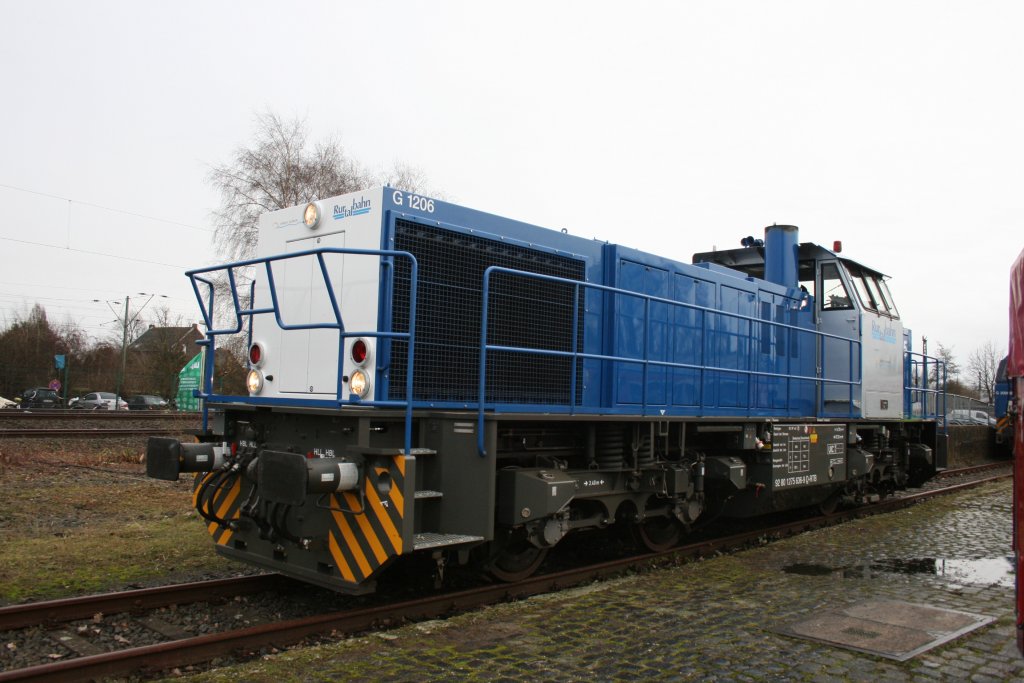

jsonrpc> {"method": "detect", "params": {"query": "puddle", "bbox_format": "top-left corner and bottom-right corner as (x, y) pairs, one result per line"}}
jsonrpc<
(783, 557), (1014, 588)
(783, 563), (836, 576)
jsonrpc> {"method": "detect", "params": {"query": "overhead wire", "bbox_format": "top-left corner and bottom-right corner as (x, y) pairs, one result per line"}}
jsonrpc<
(0, 182), (253, 331)
(0, 236), (191, 269)
(0, 182), (215, 234)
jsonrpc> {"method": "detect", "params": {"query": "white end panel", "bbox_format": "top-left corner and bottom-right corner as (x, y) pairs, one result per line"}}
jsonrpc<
(250, 188), (385, 400)
(861, 314), (904, 418)
(278, 229), (346, 393)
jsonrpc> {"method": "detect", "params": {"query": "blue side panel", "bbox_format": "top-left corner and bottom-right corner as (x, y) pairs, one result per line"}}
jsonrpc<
(671, 273), (714, 407)
(995, 380), (1011, 419)
(615, 260), (669, 405)
(713, 285), (753, 409)
(600, 243), (818, 417)
(582, 285), (603, 409)
(366, 187), (826, 419)
(754, 291), (785, 411)
(792, 306), (818, 415)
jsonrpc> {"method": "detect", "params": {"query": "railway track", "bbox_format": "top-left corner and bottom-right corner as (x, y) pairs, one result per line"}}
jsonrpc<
(0, 463), (1009, 682)
(0, 428), (193, 438)
(0, 411), (197, 420)
(0, 411), (200, 438)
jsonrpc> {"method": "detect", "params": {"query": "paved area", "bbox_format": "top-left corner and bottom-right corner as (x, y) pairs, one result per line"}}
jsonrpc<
(186, 478), (1022, 682)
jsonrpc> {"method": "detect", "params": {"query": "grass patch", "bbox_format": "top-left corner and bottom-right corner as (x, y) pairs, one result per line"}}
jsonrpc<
(0, 451), (237, 603)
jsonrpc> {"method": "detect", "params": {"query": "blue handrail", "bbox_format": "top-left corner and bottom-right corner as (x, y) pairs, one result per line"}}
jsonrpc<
(186, 247), (419, 456)
(476, 266), (863, 456)
(904, 351), (947, 426)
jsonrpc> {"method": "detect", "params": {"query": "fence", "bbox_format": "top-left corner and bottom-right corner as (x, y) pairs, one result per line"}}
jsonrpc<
(945, 393), (995, 419)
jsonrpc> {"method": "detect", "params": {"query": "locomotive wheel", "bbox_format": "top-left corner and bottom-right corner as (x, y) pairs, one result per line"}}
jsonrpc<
(631, 515), (682, 552)
(487, 532), (548, 582)
(818, 492), (842, 516)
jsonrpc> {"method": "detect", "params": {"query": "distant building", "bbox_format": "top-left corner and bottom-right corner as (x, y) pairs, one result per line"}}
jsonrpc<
(130, 324), (204, 354)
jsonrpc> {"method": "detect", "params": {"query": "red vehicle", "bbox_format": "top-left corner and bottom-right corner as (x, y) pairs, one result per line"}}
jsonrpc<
(1011, 247), (1024, 653)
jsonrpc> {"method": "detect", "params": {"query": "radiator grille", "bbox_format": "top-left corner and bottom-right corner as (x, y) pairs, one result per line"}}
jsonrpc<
(390, 220), (585, 405)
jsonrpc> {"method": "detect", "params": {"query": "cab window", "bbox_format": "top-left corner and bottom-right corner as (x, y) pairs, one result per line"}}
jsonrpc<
(820, 263), (853, 310)
(843, 263), (879, 312)
(851, 272), (876, 311)
(876, 277), (899, 318)
(865, 276), (890, 314)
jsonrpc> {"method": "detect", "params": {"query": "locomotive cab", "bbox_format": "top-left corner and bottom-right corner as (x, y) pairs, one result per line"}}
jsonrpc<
(815, 257), (904, 419)
(694, 240), (905, 420)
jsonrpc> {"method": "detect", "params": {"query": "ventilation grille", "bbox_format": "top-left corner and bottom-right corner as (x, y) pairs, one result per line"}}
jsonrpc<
(389, 220), (584, 405)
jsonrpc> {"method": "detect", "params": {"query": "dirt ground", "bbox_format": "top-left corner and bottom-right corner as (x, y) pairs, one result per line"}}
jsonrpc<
(0, 436), (243, 605)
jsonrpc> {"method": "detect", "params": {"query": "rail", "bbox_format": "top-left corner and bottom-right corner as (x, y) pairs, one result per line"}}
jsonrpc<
(185, 248), (419, 455)
(904, 351), (948, 424)
(476, 267), (863, 456)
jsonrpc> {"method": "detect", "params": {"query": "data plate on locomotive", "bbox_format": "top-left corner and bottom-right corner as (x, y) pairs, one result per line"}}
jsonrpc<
(770, 424), (847, 489)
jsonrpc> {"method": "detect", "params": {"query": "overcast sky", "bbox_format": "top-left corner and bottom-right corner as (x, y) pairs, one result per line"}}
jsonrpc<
(1, 1), (1021, 371)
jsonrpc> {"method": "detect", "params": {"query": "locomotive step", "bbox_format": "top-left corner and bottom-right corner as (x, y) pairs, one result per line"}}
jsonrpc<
(414, 490), (443, 499)
(413, 532), (485, 550)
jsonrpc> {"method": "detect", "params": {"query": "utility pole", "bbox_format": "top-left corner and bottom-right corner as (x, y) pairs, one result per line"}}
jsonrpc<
(116, 296), (130, 410)
(96, 292), (165, 410)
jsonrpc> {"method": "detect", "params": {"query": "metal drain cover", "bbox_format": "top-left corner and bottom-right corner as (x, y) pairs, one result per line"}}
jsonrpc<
(776, 600), (994, 661)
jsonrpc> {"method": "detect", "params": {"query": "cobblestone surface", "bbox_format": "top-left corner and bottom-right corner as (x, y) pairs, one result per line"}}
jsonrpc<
(183, 479), (1022, 682)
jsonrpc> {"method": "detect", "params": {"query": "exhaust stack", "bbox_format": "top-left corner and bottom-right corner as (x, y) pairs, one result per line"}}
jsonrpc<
(763, 224), (799, 290)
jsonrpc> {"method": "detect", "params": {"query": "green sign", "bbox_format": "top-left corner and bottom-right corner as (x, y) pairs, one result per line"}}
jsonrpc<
(176, 351), (205, 412)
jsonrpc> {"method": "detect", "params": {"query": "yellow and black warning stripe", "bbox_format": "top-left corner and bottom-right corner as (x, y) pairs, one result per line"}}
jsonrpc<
(192, 472), (243, 546)
(327, 454), (408, 584)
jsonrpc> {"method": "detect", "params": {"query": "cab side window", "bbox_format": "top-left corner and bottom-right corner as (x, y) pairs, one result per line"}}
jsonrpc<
(820, 263), (853, 310)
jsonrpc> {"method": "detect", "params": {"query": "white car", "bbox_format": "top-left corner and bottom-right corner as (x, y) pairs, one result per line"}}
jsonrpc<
(74, 392), (130, 410)
(945, 409), (997, 427)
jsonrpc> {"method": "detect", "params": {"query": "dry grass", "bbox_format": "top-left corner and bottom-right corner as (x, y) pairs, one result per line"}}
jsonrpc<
(0, 438), (237, 603)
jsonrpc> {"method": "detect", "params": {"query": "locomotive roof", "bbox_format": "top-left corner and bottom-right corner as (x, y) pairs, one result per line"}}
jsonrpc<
(691, 242), (890, 281)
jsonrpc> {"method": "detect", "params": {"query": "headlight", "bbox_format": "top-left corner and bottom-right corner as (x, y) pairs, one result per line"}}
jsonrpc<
(303, 202), (320, 229)
(246, 369), (264, 394)
(349, 369), (369, 399)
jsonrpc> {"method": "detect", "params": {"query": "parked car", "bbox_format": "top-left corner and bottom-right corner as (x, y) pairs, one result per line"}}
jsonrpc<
(128, 395), (169, 411)
(19, 387), (63, 409)
(74, 392), (129, 410)
(945, 409), (997, 427)
(0, 395), (17, 409)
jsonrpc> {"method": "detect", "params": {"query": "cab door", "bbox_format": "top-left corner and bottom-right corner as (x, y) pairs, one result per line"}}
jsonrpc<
(817, 261), (860, 416)
(844, 262), (903, 419)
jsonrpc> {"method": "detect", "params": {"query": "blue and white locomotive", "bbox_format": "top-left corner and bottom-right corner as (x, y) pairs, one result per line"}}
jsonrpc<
(147, 188), (947, 592)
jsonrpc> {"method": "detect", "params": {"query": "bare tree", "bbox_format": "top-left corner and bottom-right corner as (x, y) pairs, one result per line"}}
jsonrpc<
(934, 343), (960, 381)
(0, 304), (63, 396)
(210, 111), (441, 262)
(380, 160), (446, 198)
(928, 341), (968, 393)
(966, 341), (1003, 403)
(204, 112), (441, 392)
(209, 111), (374, 262)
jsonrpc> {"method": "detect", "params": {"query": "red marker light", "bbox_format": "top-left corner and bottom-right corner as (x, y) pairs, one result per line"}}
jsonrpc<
(833, 240), (843, 253)
(249, 343), (262, 365)
(352, 339), (368, 365)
